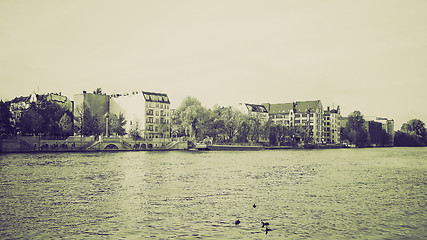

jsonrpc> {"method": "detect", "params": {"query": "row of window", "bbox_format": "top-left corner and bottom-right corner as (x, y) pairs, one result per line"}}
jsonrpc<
(146, 102), (170, 109)
(271, 113), (316, 118)
(146, 109), (170, 116)
(146, 118), (170, 124)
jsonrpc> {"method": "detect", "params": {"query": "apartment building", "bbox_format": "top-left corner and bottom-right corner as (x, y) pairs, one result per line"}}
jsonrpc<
(236, 103), (269, 123)
(365, 116), (395, 145)
(263, 100), (324, 143)
(110, 91), (171, 140)
(323, 106), (341, 144)
(10, 92), (73, 129)
(73, 90), (109, 120)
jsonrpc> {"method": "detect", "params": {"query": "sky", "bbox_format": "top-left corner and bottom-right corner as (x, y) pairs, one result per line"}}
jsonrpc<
(1, 0), (426, 129)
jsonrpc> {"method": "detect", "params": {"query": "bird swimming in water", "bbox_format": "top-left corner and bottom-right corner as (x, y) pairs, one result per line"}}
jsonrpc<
(265, 227), (272, 235)
(235, 220), (240, 225)
(253, 204), (256, 208)
(261, 221), (269, 228)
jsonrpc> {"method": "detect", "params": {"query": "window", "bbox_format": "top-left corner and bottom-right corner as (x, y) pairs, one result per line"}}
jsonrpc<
(155, 118), (159, 124)
(147, 117), (153, 123)
(147, 125), (153, 131)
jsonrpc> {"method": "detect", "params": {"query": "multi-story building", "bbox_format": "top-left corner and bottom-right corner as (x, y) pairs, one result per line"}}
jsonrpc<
(365, 121), (383, 146)
(236, 103), (269, 123)
(9, 92), (73, 129)
(323, 106), (341, 144)
(73, 90), (110, 121)
(365, 116), (395, 145)
(110, 91), (171, 140)
(263, 100), (324, 143)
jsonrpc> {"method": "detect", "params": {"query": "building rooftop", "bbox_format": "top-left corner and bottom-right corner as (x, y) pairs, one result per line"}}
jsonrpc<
(142, 91), (170, 104)
(245, 103), (268, 113)
(294, 100), (322, 113)
(265, 100), (322, 114)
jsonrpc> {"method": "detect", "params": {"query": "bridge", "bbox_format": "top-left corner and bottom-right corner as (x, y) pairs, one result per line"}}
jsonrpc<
(86, 138), (159, 151)
(85, 137), (188, 151)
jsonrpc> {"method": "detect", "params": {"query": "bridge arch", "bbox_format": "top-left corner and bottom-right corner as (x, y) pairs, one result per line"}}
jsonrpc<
(104, 143), (119, 150)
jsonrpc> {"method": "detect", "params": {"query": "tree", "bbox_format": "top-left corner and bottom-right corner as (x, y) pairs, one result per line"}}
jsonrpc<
(74, 103), (102, 136)
(217, 106), (244, 143)
(109, 113), (126, 136)
(37, 101), (68, 136)
(129, 121), (142, 140)
(394, 119), (427, 147)
(342, 111), (370, 147)
(18, 105), (44, 135)
(0, 101), (13, 136)
(173, 96), (207, 140)
(59, 113), (73, 136)
(401, 119), (427, 143)
(246, 116), (262, 143)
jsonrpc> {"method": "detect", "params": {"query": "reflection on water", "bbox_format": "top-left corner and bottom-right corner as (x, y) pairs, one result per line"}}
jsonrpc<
(0, 148), (426, 239)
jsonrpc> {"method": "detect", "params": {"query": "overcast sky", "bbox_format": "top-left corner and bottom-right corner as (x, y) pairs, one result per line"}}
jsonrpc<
(1, 0), (426, 129)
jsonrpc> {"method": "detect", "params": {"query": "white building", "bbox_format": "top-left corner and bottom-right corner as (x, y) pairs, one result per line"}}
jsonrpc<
(236, 103), (269, 123)
(110, 91), (171, 141)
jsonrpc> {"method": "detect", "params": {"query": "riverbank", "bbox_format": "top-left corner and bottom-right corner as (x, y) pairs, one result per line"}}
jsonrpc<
(0, 136), (188, 153)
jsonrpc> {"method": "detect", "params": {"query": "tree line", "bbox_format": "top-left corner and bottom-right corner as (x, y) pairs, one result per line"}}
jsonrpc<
(0, 101), (126, 138)
(172, 96), (427, 147)
(1, 97), (426, 147)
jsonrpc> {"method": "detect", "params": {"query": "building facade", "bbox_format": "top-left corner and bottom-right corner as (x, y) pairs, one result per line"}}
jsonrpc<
(9, 92), (73, 130)
(264, 100), (324, 144)
(365, 116), (395, 146)
(236, 103), (269, 123)
(323, 106), (341, 144)
(110, 91), (171, 140)
(73, 90), (110, 121)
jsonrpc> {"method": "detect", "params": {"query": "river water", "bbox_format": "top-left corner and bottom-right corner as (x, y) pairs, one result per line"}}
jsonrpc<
(0, 148), (426, 239)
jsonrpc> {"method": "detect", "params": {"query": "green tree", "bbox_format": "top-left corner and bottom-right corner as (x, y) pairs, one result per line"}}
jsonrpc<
(342, 111), (370, 147)
(236, 120), (250, 143)
(246, 116), (262, 143)
(401, 119), (427, 142)
(129, 120), (142, 140)
(109, 113), (126, 136)
(74, 103), (102, 136)
(59, 113), (73, 136)
(218, 106), (244, 143)
(394, 119), (426, 147)
(37, 101), (68, 136)
(173, 96), (207, 140)
(18, 105), (44, 135)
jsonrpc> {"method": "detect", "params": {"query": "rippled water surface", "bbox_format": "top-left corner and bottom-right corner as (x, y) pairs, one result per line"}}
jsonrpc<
(0, 148), (426, 239)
